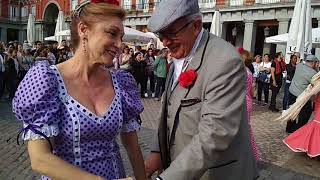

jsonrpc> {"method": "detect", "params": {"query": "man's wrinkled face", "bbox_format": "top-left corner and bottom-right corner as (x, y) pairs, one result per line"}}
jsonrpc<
(157, 16), (201, 59)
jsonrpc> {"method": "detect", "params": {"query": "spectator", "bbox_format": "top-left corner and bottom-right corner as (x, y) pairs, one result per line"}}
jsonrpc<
(257, 54), (272, 106)
(135, 45), (142, 54)
(35, 47), (50, 64)
(269, 52), (286, 112)
(18, 48), (33, 81)
(57, 49), (69, 64)
(32, 41), (43, 57)
(0, 43), (5, 100)
(252, 55), (262, 99)
(119, 45), (131, 71)
(147, 38), (155, 49)
(283, 54), (297, 110)
(68, 46), (75, 59)
(51, 41), (59, 60)
(144, 48), (156, 97)
(6, 49), (18, 99)
(131, 52), (147, 98)
(154, 48), (168, 101)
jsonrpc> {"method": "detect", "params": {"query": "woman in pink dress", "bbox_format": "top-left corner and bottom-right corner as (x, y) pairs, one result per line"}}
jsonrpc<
(239, 49), (260, 161)
(283, 94), (320, 157)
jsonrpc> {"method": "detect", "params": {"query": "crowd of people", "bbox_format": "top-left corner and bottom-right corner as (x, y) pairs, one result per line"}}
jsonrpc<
(239, 47), (320, 159)
(116, 44), (172, 100)
(239, 48), (304, 113)
(0, 38), (171, 102)
(0, 39), (74, 101)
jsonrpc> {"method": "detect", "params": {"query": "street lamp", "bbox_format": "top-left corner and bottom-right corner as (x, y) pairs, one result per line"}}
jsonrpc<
(264, 26), (270, 37)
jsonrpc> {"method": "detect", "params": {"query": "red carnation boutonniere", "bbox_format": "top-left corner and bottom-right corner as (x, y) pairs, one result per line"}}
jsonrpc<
(91, 0), (120, 6)
(178, 69), (198, 88)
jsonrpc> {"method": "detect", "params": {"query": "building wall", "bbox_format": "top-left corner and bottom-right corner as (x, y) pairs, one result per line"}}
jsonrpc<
(36, 0), (66, 20)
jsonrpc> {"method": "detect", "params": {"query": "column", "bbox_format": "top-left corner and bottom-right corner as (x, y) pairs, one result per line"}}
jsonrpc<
(221, 22), (227, 40)
(243, 20), (257, 53)
(1, 27), (7, 43)
(276, 18), (289, 54)
(316, 18), (320, 59)
(18, 29), (25, 42)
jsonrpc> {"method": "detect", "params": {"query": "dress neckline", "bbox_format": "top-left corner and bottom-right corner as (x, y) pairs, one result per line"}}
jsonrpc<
(50, 65), (120, 120)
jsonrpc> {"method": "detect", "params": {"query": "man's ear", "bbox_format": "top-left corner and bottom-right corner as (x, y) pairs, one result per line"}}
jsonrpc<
(193, 19), (202, 34)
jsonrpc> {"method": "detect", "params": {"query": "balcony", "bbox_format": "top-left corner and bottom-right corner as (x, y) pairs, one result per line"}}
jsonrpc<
(198, 0), (296, 9)
(123, 2), (160, 14)
(124, 0), (306, 14)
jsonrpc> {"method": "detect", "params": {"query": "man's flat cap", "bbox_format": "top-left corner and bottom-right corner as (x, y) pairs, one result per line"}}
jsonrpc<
(147, 0), (200, 33)
(305, 54), (319, 62)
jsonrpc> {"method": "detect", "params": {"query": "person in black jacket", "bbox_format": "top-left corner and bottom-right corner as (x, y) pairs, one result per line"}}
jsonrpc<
(283, 54), (297, 110)
(6, 50), (18, 99)
(131, 52), (147, 98)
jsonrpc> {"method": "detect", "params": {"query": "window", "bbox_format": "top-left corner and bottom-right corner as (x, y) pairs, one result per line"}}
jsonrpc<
(31, 5), (36, 16)
(21, 7), (28, 17)
(137, 0), (148, 10)
(230, 0), (243, 6)
(198, 0), (215, 8)
(9, 5), (18, 18)
(123, 0), (131, 10)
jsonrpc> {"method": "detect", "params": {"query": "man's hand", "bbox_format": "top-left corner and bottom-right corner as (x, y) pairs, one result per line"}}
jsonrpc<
(144, 153), (162, 178)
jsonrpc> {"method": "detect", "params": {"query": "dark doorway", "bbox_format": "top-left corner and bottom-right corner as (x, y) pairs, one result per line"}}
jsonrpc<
(43, 3), (59, 37)
(7, 28), (19, 42)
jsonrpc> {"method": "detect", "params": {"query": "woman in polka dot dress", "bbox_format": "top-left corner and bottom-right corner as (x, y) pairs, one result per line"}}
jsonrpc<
(12, 1), (147, 180)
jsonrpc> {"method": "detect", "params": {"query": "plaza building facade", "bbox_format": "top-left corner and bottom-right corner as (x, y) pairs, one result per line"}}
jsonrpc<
(124, 0), (320, 56)
(0, 0), (80, 43)
(0, 0), (320, 57)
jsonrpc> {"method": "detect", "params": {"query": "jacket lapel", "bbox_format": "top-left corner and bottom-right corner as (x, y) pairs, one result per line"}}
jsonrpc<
(168, 30), (210, 144)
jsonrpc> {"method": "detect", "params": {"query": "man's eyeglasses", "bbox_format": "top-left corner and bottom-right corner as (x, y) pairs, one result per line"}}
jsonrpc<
(155, 20), (194, 40)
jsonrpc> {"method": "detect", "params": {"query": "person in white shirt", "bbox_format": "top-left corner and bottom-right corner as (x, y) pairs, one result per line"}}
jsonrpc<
(257, 54), (272, 106)
(252, 55), (262, 99)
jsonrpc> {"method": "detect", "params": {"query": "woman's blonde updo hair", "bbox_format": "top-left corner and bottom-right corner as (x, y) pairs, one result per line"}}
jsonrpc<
(71, 2), (126, 49)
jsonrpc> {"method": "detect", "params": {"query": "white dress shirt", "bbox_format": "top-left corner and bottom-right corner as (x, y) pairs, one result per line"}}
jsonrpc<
(171, 28), (204, 90)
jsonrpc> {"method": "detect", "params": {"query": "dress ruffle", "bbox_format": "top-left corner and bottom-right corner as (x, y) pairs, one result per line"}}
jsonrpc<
(283, 120), (320, 158)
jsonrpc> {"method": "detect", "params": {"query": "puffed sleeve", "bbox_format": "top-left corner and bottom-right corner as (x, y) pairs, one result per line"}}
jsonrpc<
(12, 61), (61, 141)
(116, 71), (144, 132)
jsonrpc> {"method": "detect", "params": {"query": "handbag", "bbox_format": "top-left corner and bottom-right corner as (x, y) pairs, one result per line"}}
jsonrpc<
(257, 62), (268, 82)
(257, 71), (268, 82)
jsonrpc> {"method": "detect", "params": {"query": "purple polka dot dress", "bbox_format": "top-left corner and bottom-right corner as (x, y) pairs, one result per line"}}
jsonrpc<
(12, 61), (143, 180)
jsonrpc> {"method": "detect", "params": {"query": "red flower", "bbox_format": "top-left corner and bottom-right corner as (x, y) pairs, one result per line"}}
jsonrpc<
(91, 0), (120, 6)
(237, 47), (244, 55)
(178, 69), (198, 88)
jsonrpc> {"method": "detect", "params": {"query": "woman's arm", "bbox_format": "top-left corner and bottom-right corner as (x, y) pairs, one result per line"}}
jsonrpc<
(28, 139), (102, 180)
(121, 131), (146, 180)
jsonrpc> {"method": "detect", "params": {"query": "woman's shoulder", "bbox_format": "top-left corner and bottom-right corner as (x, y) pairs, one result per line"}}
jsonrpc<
(114, 70), (136, 86)
(16, 61), (58, 96)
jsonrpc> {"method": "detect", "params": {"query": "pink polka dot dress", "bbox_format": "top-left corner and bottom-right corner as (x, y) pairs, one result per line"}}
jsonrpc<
(12, 61), (143, 180)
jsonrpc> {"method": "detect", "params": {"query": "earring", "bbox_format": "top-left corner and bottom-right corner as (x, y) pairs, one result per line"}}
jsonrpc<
(83, 38), (87, 54)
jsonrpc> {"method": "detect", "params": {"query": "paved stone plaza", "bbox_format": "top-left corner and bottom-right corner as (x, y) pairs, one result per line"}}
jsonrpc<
(1, 98), (320, 180)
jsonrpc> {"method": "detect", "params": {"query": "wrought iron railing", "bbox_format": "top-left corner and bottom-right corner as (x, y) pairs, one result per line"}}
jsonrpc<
(123, 0), (297, 12)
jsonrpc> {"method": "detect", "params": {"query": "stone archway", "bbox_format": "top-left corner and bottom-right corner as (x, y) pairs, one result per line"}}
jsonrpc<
(43, 3), (59, 38)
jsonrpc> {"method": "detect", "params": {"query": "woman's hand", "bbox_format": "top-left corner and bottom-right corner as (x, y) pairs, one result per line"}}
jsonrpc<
(121, 132), (147, 180)
(144, 153), (162, 178)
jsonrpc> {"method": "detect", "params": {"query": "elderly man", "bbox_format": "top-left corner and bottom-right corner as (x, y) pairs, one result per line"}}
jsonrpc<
(144, 0), (258, 180)
(286, 55), (319, 133)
